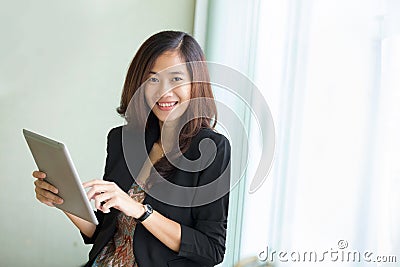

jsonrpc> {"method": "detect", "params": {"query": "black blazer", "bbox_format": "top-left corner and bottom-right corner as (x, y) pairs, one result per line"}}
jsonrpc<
(81, 125), (231, 267)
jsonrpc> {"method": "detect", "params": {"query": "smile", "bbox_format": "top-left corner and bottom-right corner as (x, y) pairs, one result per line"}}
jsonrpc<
(156, 101), (178, 111)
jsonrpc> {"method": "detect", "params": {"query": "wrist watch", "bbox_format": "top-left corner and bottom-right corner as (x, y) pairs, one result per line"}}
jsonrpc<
(138, 204), (153, 222)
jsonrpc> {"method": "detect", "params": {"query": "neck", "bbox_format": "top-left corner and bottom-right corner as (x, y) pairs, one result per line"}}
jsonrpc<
(158, 119), (180, 152)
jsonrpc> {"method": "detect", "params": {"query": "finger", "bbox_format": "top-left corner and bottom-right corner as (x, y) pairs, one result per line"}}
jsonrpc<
(32, 171), (46, 179)
(36, 191), (59, 206)
(101, 194), (129, 213)
(36, 188), (64, 204)
(94, 193), (105, 211)
(101, 207), (111, 213)
(43, 201), (55, 207)
(34, 179), (59, 194)
(36, 190), (63, 205)
(83, 179), (111, 188)
(93, 192), (113, 204)
(101, 198), (115, 213)
(86, 184), (114, 200)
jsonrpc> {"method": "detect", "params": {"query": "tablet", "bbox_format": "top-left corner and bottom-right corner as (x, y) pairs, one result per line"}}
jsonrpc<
(23, 129), (98, 225)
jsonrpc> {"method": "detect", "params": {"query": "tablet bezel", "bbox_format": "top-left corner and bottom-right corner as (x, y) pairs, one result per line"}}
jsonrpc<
(23, 129), (98, 225)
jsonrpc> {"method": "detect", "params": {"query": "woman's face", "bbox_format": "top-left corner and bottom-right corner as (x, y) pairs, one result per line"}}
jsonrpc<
(144, 51), (192, 123)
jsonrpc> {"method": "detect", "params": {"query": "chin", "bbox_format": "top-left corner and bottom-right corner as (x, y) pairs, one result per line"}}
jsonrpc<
(161, 116), (178, 122)
(153, 112), (181, 122)
(153, 114), (172, 122)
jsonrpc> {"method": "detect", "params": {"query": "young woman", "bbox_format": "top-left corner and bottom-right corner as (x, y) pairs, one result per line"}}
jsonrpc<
(32, 30), (231, 267)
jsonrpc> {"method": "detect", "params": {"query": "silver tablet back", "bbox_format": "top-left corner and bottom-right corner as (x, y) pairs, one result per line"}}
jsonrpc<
(23, 129), (98, 225)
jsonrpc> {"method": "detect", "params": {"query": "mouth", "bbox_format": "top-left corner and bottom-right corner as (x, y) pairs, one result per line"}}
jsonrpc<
(156, 101), (178, 111)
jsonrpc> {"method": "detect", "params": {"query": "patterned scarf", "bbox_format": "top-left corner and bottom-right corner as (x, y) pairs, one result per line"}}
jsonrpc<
(92, 184), (145, 267)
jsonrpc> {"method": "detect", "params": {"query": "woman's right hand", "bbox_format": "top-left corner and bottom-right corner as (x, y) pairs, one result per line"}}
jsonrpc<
(32, 171), (64, 207)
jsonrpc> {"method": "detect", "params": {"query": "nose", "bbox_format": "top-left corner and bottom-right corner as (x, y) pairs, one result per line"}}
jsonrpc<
(156, 80), (174, 98)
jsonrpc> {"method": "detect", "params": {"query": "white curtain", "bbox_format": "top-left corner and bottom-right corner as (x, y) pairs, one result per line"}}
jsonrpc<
(198, 0), (400, 266)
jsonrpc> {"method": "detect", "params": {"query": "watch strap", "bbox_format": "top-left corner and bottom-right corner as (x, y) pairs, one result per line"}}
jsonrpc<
(138, 204), (153, 222)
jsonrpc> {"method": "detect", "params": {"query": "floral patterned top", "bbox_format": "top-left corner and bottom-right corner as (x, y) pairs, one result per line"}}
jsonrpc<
(91, 183), (145, 267)
(91, 142), (164, 266)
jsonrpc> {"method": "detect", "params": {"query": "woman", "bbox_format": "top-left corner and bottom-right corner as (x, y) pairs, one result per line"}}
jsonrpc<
(32, 30), (231, 267)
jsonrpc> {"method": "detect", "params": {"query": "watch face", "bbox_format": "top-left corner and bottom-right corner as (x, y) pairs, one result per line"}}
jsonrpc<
(146, 204), (153, 213)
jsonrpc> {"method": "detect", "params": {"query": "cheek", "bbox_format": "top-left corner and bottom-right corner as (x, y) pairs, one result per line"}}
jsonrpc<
(144, 89), (155, 108)
(178, 84), (192, 102)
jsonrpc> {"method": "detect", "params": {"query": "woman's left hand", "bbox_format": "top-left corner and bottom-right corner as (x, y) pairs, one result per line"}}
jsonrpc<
(83, 180), (145, 218)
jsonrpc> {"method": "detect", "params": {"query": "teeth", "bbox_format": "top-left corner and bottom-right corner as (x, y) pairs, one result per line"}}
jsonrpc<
(158, 102), (177, 107)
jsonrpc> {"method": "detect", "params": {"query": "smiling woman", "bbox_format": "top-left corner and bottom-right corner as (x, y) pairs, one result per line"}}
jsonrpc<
(144, 51), (192, 122)
(31, 30), (231, 267)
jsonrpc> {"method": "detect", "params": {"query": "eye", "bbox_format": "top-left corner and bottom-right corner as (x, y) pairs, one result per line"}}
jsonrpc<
(172, 77), (183, 82)
(148, 77), (159, 83)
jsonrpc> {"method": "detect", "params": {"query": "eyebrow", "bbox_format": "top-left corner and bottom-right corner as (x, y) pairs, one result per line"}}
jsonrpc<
(149, 70), (185, 75)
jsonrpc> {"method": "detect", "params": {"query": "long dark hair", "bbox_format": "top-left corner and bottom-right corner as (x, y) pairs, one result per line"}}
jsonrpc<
(117, 30), (217, 184)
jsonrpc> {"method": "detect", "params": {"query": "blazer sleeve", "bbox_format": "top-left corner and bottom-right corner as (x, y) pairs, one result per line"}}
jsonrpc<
(177, 134), (231, 266)
(80, 129), (116, 244)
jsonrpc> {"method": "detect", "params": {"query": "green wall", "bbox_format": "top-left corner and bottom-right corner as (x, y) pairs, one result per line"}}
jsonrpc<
(0, 0), (195, 266)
